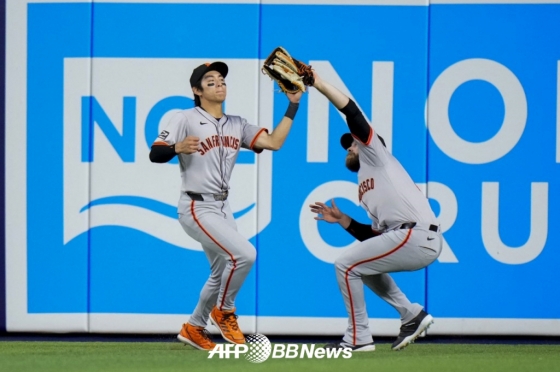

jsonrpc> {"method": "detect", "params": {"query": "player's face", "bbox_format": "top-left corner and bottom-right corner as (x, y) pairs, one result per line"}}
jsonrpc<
(197, 71), (227, 103)
(345, 141), (360, 172)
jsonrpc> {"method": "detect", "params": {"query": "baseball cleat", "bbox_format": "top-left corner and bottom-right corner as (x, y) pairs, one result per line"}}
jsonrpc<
(177, 323), (216, 351)
(391, 310), (434, 351)
(210, 306), (246, 344)
(324, 341), (376, 352)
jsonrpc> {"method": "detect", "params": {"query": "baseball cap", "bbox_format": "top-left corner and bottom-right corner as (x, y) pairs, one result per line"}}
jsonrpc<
(190, 62), (229, 87)
(340, 133), (354, 150)
(340, 132), (387, 149)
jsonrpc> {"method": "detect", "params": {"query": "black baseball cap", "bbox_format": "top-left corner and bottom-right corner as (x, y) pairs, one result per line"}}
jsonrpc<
(340, 133), (354, 150)
(340, 132), (387, 149)
(190, 62), (229, 87)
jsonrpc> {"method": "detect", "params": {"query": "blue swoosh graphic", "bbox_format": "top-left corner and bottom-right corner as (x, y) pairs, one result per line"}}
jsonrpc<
(80, 196), (255, 219)
(233, 204), (255, 219)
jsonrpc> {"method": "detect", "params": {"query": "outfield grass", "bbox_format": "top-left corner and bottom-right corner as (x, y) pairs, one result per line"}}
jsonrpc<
(0, 341), (559, 372)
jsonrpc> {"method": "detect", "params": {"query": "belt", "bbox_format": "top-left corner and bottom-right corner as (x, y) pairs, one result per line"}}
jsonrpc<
(186, 191), (228, 201)
(399, 222), (439, 232)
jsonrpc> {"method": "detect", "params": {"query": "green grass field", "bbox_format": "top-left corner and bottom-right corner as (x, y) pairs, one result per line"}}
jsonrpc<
(1, 341), (559, 372)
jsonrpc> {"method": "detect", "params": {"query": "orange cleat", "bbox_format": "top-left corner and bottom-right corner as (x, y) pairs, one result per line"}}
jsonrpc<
(210, 306), (246, 344)
(177, 323), (216, 351)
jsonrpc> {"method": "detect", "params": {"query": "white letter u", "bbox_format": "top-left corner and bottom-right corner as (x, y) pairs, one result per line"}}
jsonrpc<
(482, 182), (548, 264)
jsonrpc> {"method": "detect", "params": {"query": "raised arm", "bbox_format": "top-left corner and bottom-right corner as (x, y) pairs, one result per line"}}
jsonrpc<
(311, 73), (349, 110)
(252, 91), (302, 151)
(312, 73), (373, 145)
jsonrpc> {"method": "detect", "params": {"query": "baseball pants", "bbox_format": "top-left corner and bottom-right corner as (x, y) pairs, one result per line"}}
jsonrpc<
(334, 224), (442, 346)
(178, 195), (256, 328)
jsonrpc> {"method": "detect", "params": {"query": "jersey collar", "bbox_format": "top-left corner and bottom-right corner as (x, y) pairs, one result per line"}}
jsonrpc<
(195, 107), (229, 125)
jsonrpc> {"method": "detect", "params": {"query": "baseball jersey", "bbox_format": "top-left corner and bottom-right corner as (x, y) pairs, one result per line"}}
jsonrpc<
(355, 132), (436, 232)
(153, 107), (267, 194)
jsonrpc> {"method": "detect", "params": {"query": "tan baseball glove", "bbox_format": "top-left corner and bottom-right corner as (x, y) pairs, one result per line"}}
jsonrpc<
(261, 46), (314, 93)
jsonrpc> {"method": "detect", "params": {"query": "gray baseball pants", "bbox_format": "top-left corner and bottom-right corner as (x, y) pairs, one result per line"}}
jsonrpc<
(178, 196), (256, 328)
(335, 224), (442, 346)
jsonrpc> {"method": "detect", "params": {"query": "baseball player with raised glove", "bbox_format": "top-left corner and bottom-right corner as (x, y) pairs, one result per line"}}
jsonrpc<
(307, 71), (442, 352)
(149, 53), (303, 351)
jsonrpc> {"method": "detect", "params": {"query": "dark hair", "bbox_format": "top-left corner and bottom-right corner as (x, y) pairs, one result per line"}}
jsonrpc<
(192, 81), (203, 107)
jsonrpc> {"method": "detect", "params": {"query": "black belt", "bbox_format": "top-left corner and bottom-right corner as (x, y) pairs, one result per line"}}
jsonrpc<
(399, 222), (439, 232)
(186, 191), (228, 201)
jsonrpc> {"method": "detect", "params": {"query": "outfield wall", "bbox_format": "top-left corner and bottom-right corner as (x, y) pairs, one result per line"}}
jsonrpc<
(2, 0), (560, 335)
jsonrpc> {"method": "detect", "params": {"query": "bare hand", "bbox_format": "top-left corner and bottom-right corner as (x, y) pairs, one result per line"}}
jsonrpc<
(309, 199), (344, 223)
(310, 71), (321, 88)
(175, 136), (200, 155)
(287, 91), (303, 103)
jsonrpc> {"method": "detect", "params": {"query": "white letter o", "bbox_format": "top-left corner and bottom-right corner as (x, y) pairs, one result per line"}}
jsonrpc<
(427, 58), (527, 164)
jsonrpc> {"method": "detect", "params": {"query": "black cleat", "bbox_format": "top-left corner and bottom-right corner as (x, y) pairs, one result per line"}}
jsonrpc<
(392, 310), (434, 351)
(324, 341), (375, 352)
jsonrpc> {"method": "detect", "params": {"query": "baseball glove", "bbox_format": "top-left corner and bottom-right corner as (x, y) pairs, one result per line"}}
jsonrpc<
(261, 47), (314, 93)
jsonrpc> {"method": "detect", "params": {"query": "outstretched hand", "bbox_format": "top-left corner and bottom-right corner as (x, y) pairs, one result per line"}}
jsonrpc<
(309, 199), (344, 223)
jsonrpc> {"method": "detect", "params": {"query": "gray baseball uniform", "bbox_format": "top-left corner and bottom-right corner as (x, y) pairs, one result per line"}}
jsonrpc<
(153, 106), (266, 327)
(336, 127), (443, 346)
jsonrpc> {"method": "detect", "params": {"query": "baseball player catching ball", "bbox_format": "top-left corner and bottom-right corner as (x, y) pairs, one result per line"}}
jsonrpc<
(149, 62), (302, 350)
(308, 72), (442, 351)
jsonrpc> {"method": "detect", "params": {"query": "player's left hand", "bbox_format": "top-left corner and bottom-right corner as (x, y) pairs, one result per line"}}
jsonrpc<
(287, 91), (302, 103)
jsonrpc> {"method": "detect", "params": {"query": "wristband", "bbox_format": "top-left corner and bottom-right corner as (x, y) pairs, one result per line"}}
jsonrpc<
(284, 102), (299, 120)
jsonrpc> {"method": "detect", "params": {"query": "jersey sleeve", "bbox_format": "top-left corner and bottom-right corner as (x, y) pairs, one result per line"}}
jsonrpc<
(356, 133), (389, 167)
(240, 117), (268, 154)
(152, 112), (189, 146)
